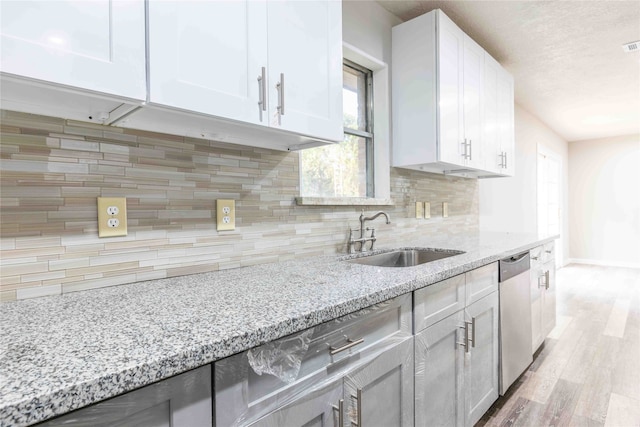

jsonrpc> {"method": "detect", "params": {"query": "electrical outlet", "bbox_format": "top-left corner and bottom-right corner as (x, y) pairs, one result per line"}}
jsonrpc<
(216, 199), (235, 231)
(97, 197), (127, 237)
(424, 202), (431, 219)
(415, 202), (424, 219)
(442, 202), (449, 218)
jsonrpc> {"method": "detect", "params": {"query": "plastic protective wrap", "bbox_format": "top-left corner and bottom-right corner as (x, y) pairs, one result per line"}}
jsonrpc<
(414, 311), (465, 427)
(214, 294), (413, 427)
(341, 337), (414, 427)
(37, 365), (212, 427)
(248, 380), (343, 427)
(247, 328), (314, 383)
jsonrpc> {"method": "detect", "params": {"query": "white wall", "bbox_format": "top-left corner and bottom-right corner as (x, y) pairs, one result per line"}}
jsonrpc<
(342, 1), (401, 65)
(342, 1), (401, 199)
(479, 104), (570, 264)
(568, 134), (640, 268)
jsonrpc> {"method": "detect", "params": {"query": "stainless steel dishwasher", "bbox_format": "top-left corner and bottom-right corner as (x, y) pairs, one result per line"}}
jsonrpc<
(499, 251), (533, 395)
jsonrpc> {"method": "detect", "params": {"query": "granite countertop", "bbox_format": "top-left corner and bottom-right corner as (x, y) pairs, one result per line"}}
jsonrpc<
(0, 231), (557, 426)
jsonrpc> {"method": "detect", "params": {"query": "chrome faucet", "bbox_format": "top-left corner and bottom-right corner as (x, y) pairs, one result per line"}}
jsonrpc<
(348, 210), (391, 253)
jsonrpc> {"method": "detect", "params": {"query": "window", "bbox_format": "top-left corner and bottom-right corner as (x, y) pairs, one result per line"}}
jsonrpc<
(300, 60), (374, 198)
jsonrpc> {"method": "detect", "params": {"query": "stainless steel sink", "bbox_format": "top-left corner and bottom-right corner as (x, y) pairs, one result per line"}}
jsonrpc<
(346, 248), (465, 268)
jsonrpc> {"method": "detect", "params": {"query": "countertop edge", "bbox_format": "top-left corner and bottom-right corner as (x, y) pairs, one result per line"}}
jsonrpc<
(1, 234), (559, 426)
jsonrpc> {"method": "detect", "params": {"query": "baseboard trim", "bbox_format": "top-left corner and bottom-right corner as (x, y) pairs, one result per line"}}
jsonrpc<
(566, 258), (640, 269)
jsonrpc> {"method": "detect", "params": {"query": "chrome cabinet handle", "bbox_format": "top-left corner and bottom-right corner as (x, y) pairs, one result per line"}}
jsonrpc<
(458, 322), (470, 353)
(468, 139), (472, 160)
(276, 73), (285, 116)
(257, 67), (266, 112)
(333, 398), (344, 427)
(504, 152), (508, 169)
(468, 317), (476, 348)
(461, 139), (468, 159)
(350, 389), (362, 426)
(545, 270), (550, 290)
(329, 337), (364, 355)
(457, 324), (467, 351)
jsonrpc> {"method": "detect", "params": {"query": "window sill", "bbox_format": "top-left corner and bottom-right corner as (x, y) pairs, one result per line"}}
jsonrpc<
(295, 197), (394, 206)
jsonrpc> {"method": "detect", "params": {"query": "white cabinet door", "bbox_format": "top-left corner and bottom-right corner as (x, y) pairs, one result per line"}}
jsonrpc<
(437, 11), (465, 167)
(482, 54), (501, 174)
(0, 0), (145, 100)
(465, 292), (499, 427)
(344, 338), (414, 427)
(462, 36), (484, 170)
(542, 260), (557, 338)
(497, 68), (515, 176)
(266, 0), (343, 141)
(415, 310), (465, 427)
(531, 263), (545, 352)
(148, 0), (268, 125)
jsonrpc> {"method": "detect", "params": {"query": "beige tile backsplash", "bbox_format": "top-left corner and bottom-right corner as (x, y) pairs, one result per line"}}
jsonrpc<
(0, 110), (479, 302)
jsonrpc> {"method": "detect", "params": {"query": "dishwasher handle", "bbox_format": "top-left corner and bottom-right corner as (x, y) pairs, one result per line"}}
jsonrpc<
(499, 251), (530, 282)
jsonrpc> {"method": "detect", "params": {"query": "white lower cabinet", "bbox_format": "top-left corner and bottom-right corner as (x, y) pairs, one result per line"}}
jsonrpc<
(214, 295), (412, 426)
(464, 293), (500, 426)
(343, 338), (414, 427)
(415, 310), (465, 427)
(415, 293), (499, 427)
(531, 243), (557, 352)
(38, 365), (212, 427)
(414, 265), (499, 427)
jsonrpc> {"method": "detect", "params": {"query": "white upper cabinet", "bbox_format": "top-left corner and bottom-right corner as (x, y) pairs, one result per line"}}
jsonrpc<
(266, 1), (343, 141)
(482, 54), (514, 176)
(0, 0), (145, 100)
(497, 68), (515, 176)
(392, 9), (514, 178)
(146, 0), (342, 143)
(483, 54), (502, 174)
(148, 1), (268, 126)
(436, 12), (465, 166)
(462, 36), (485, 170)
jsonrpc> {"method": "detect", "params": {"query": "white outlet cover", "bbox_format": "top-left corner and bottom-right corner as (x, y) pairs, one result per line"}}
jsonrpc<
(107, 206), (119, 215)
(107, 218), (120, 227)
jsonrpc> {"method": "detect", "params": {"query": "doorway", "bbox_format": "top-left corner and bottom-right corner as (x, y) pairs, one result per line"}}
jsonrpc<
(537, 146), (563, 266)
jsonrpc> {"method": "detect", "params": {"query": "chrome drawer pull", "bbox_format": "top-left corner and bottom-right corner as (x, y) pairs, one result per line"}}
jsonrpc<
(329, 337), (364, 355)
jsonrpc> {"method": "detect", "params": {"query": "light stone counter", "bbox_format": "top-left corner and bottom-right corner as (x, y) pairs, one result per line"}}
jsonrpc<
(0, 232), (557, 426)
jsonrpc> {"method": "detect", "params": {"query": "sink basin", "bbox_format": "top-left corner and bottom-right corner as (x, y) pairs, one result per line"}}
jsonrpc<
(346, 248), (465, 268)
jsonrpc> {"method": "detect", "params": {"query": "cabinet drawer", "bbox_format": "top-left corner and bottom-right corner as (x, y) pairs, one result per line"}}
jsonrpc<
(465, 262), (499, 306)
(214, 294), (411, 426)
(530, 245), (544, 267)
(414, 274), (465, 332)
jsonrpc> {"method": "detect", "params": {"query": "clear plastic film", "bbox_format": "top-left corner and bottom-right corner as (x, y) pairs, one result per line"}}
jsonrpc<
(341, 337), (414, 427)
(414, 311), (465, 427)
(247, 328), (314, 383)
(214, 294), (413, 427)
(37, 365), (212, 427)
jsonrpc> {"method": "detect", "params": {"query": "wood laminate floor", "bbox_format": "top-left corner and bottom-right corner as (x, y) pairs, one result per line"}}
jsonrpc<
(477, 264), (640, 427)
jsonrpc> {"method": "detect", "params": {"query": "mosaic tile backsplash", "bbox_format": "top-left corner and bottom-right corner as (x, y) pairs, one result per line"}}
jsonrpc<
(0, 110), (479, 302)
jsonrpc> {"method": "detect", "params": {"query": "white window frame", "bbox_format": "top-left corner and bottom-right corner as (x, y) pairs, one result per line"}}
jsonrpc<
(296, 42), (392, 206)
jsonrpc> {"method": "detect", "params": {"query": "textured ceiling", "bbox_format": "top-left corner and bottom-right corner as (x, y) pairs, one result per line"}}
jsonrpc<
(377, 0), (640, 142)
